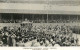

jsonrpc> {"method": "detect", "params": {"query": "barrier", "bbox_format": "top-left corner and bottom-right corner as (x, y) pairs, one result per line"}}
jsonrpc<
(0, 23), (80, 27)
(0, 23), (20, 27)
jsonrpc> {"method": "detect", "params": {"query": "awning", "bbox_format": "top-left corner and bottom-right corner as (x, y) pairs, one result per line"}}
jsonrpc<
(0, 3), (80, 15)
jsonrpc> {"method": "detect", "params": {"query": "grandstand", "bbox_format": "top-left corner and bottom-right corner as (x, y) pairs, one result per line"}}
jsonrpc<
(0, 13), (80, 23)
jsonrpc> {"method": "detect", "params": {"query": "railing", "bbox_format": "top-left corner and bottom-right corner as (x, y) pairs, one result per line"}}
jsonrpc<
(0, 23), (80, 27)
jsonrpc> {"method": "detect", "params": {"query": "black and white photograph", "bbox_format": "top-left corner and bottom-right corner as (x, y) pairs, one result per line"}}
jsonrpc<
(0, 0), (80, 48)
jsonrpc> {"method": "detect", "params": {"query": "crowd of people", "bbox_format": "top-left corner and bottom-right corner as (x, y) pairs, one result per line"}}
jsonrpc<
(0, 24), (79, 47)
(0, 19), (79, 23)
(0, 20), (22, 23)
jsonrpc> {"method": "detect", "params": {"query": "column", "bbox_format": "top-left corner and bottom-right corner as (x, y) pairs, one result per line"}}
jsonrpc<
(0, 14), (2, 22)
(60, 15), (62, 23)
(47, 14), (48, 23)
(69, 16), (70, 23)
(22, 14), (24, 21)
(11, 14), (13, 21)
(77, 15), (78, 22)
(32, 14), (34, 23)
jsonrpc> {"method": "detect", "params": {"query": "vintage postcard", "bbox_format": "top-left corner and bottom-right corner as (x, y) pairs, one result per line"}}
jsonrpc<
(0, 0), (80, 50)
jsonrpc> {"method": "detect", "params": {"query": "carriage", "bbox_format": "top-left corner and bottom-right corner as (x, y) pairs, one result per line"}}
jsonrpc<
(20, 20), (33, 32)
